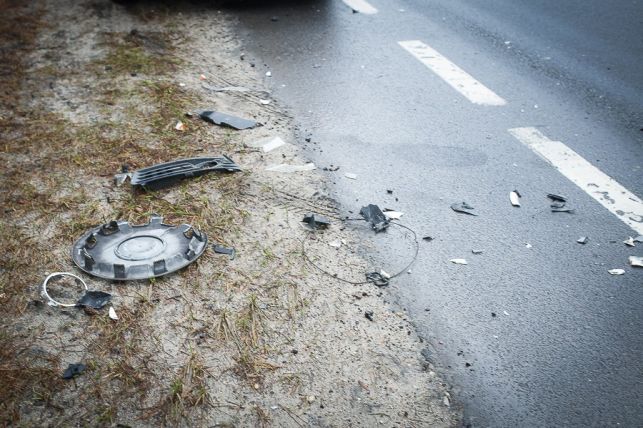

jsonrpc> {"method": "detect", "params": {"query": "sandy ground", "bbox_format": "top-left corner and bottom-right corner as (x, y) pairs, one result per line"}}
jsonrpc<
(0, 0), (461, 426)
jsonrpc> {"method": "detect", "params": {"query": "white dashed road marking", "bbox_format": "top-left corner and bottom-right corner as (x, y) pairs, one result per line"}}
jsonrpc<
(398, 40), (507, 106)
(509, 127), (643, 235)
(342, 0), (378, 14)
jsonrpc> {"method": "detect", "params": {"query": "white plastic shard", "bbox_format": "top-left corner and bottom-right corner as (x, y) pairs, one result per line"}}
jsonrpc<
(248, 136), (286, 153)
(608, 269), (625, 275)
(383, 211), (404, 220)
(624, 237), (636, 247)
(345, 173), (357, 180)
(328, 240), (342, 248)
(259, 99), (272, 105)
(629, 256), (643, 267)
(266, 163), (316, 173)
(109, 306), (118, 320)
(450, 259), (468, 265)
(175, 121), (185, 131)
(510, 191), (521, 207)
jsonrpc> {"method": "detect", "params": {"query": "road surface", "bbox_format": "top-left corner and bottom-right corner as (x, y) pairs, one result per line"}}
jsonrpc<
(230, 0), (643, 426)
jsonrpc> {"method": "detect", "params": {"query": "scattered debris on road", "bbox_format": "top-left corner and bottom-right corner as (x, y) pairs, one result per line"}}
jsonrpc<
(422, 236), (434, 242)
(175, 120), (185, 131)
(450, 259), (468, 265)
(365, 271), (390, 287)
(364, 310), (374, 321)
(577, 237), (589, 244)
(510, 190), (521, 207)
(199, 110), (260, 130)
(624, 237), (636, 247)
(360, 204), (390, 233)
(130, 156), (241, 190)
(41, 272), (88, 307)
(547, 193), (567, 202)
(344, 172), (357, 180)
(451, 202), (477, 216)
(629, 256), (643, 267)
(548, 193), (575, 213)
(383, 209), (404, 220)
(472, 249), (483, 255)
(608, 269), (625, 275)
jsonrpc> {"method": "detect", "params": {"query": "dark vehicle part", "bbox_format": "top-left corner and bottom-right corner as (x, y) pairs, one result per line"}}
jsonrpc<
(199, 110), (260, 130)
(302, 213), (331, 230)
(360, 204), (390, 233)
(63, 363), (86, 380)
(213, 244), (235, 260)
(130, 156), (241, 190)
(451, 202), (477, 216)
(71, 216), (208, 280)
(77, 291), (112, 309)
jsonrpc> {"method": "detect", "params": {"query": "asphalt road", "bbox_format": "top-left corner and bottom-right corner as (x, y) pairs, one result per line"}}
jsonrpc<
(230, 0), (643, 426)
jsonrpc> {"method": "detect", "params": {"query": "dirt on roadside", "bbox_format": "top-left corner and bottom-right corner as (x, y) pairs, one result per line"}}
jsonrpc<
(0, 0), (461, 426)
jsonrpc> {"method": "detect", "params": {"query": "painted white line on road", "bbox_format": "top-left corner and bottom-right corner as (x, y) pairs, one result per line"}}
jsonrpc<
(509, 127), (643, 235)
(342, 0), (378, 14)
(398, 40), (507, 106)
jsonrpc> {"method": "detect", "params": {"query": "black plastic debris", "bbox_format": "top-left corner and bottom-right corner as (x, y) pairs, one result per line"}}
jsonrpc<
(364, 310), (374, 321)
(422, 236), (434, 242)
(577, 237), (589, 244)
(71, 216), (208, 281)
(302, 213), (331, 230)
(365, 272), (389, 287)
(547, 193), (568, 202)
(199, 110), (259, 130)
(551, 206), (575, 213)
(360, 204), (390, 233)
(213, 244), (235, 260)
(62, 363), (86, 380)
(131, 156), (241, 190)
(451, 202), (477, 216)
(547, 194), (574, 213)
(77, 291), (112, 309)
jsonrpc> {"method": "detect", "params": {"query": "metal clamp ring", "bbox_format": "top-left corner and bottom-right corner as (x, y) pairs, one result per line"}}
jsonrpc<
(41, 272), (88, 307)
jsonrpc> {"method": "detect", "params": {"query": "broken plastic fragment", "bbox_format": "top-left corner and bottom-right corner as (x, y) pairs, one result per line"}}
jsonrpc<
(109, 306), (118, 320)
(199, 110), (260, 130)
(360, 204), (390, 233)
(62, 363), (86, 380)
(577, 237), (589, 244)
(266, 163), (316, 173)
(131, 156), (241, 190)
(199, 74), (207, 80)
(551, 206), (575, 213)
(608, 269), (625, 275)
(302, 213), (330, 230)
(547, 193), (567, 202)
(364, 310), (374, 321)
(365, 272), (389, 287)
(422, 236), (434, 242)
(624, 237), (636, 247)
(450, 259), (468, 265)
(383, 210), (404, 220)
(175, 120), (185, 131)
(265, 71), (272, 77)
(213, 244), (236, 260)
(472, 249), (483, 255)
(114, 172), (132, 187)
(328, 240), (342, 248)
(525, 243), (532, 249)
(259, 99), (271, 105)
(248, 136), (286, 153)
(345, 172), (357, 180)
(77, 291), (112, 309)
(629, 256), (643, 267)
(510, 191), (521, 207)
(451, 202), (477, 216)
